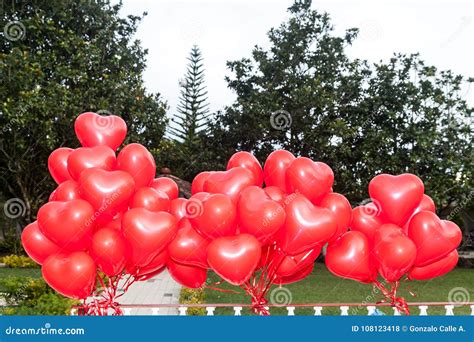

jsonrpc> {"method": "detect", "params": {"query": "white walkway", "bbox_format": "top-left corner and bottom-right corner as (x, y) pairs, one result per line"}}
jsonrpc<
(116, 270), (181, 315)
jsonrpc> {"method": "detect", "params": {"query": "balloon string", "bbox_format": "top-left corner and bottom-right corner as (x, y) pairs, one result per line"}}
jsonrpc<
(77, 273), (129, 316)
(373, 280), (410, 315)
(401, 275), (418, 298)
(202, 284), (242, 294)
(237, 247), (286, 316)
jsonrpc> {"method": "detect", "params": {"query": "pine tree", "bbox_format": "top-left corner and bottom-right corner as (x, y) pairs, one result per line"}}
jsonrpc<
(170, 45), (210, 147)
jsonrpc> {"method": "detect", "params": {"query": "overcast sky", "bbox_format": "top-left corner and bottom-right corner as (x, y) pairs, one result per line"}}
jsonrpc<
(119, 0), (473, 115)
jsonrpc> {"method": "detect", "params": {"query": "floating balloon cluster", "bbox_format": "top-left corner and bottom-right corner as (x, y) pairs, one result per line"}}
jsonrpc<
(21, 112), (462, 315)
(22, 112), (180, 315)
(326, 174), (462, 314)
(169, 149), (349, 314)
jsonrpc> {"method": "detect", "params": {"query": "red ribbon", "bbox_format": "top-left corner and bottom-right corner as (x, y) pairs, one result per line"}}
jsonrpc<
(76, 273), (135, 316)
(237, 245), (286, 315)
(373, 280), (410, 315)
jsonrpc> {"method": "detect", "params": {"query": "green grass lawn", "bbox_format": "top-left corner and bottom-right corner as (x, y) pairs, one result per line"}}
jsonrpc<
(0, 267), (41, 291)
(204, 263), (474, 316)
(1, 265), (471, 316)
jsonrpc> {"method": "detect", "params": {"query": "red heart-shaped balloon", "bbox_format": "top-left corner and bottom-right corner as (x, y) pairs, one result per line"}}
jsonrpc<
(90, 228), (129, 276)
(48, 147), (73, 184)
(350, 205), (383, 245)
(127, 249), (169, 277)
(237, 186), (286, 243)
(79, 168), (135, 220)
(285, 157), (334, 202)
(50, 180), (81, 202)
(122, 208), (177, 267)
(134, 266), (166, 281)
(412, 194), (436, 215)
(276, 246), (321, 277)
(263, 186), (286, 206)
(273, 263), (314, 285)
(280, 194), (337, 255)
(74, 112), (127, 151)
(188, 194), (237, 239)
(67, 146), (116, 180)
(207, 234), (261, 285)
(167, 259), (207, 288)
(257, 245), (275, 270)
(151, 177), (179, 200)
(373, 224), (416, 282)
(168, 223), (209, 268)
(326, 231), (377, 283)
(191, 192), (211, 201)
(37, 199), (94, 251)
(369, 173), (424, 226)
(100, 215), (122, 231)
(402, 194), (436, 232)
(130, 187), (170, 212)
(204, 167), (256, 203)
(408, 211), (461, 266)
(263, 150), (295, 191)
(191, 172), (213, 195)
(227, 151), (264, 187)
(170, 198), (188, 221)
(42, 251), (96, 299)
(21, 221), (61, 265)
(408, 250), (458, 280)
(117, 143), (156, 189)
(319, 192), (352, 242)
(49, 189), (57, 202)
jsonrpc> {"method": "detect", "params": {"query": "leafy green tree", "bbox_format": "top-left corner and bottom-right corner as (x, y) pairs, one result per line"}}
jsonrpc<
(170, 45), (210, 147)
(205, 0), (473, 214)
(157, 45), (210, 180)
(0, 0), (168, 227)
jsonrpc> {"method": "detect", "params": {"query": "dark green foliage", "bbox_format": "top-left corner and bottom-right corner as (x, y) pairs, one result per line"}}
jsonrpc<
(0, 229), (24, 255)
(0, 277), (78, 315)
(0, 0), (168, 228)
(205, 0), (473, 212)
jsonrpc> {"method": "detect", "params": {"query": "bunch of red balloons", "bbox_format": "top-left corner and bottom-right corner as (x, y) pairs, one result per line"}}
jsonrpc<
(326, 174), (462, 314)
(21, 112), (181, 314)
(167, 149), (351, 314)
(20, 112), (463, 316)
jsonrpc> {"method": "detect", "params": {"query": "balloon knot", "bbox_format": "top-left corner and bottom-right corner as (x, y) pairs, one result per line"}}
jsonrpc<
(251, 296), (270, 316)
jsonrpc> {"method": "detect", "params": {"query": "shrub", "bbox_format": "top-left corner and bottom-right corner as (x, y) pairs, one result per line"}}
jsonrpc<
(0, 277), (78, 315)
(1, 254), (39, 268)
(0, 230), (24, 255)
(179, 288), (206, 316)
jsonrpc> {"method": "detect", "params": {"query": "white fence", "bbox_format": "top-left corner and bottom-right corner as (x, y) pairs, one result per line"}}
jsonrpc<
(71, 302), (474, 316)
